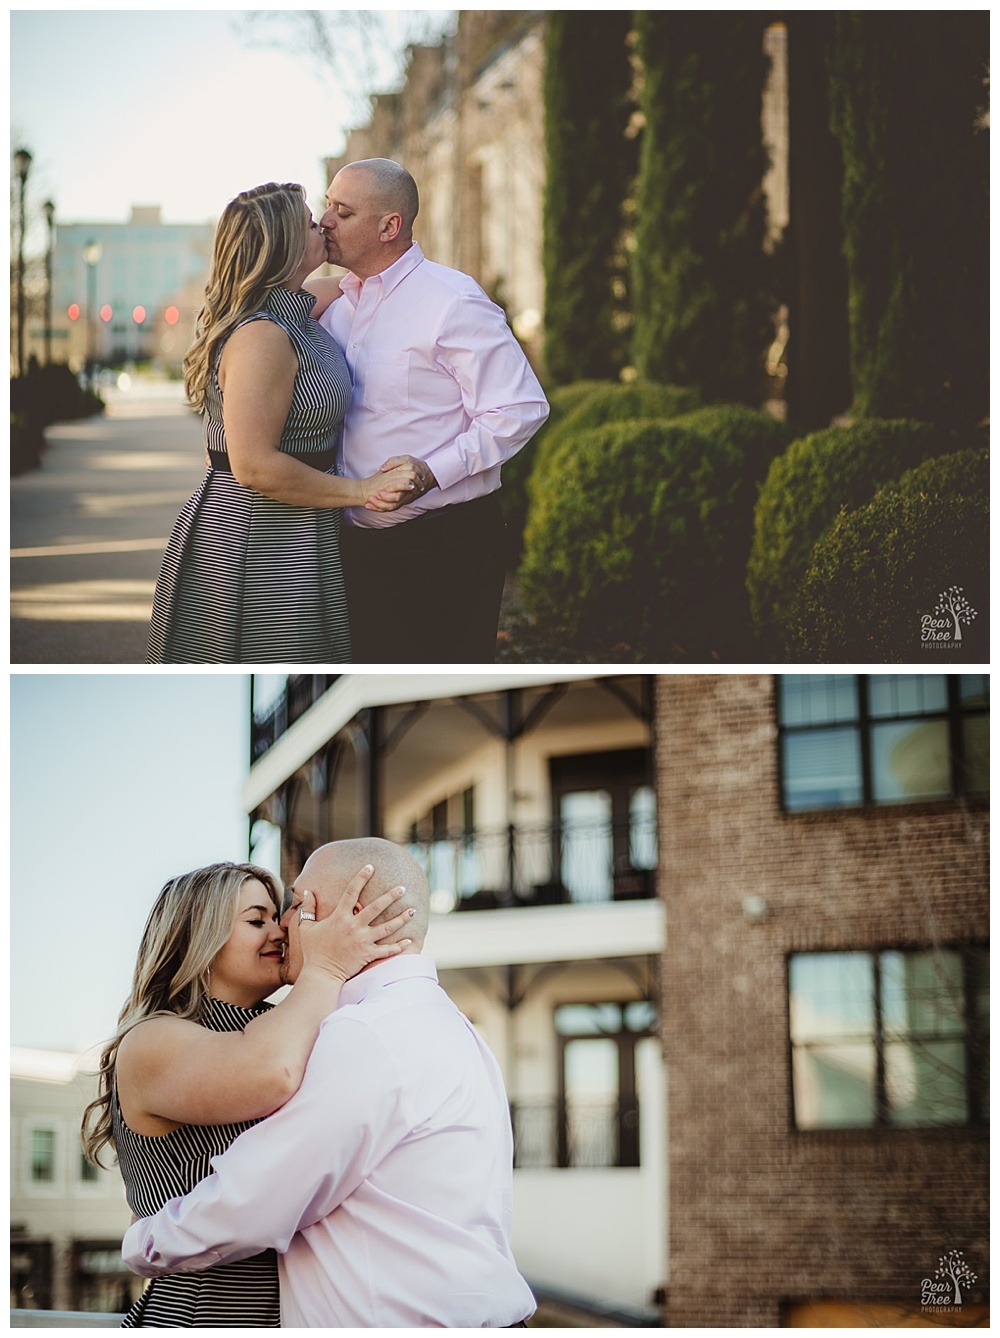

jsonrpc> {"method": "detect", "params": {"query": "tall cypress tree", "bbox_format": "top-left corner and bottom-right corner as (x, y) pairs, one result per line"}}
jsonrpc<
(828, 13), (988, 425)
(631, 13), (771, 403)
(542, 11), (636, 385)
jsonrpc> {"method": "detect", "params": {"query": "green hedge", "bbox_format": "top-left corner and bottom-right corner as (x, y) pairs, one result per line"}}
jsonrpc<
(520, 415), (770, 659)
(10, 412), (45, 476)
(892, 443), (989, 502)
(790, 476), (988, 662)
(747, 418), (950, 649)
(499, 381), (619, 567)
(531, 381), (701, 481)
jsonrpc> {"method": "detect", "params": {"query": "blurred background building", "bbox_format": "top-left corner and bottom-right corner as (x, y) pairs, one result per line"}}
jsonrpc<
(47, 207), (213, 375)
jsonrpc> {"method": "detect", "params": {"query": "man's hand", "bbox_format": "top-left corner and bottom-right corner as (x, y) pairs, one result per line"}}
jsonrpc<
(367, 454), (438, 509)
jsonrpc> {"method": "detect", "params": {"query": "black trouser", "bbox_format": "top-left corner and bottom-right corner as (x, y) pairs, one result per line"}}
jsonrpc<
(340, 494), (507, 663)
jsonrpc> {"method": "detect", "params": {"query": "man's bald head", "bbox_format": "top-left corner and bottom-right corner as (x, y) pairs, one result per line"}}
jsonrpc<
(300, 837), (430, 949)
(340, 158), (419, 233)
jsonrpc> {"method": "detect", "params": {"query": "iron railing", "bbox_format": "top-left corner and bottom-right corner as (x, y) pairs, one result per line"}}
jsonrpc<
(410, 814), (657, 911)
(250, 674), (341, 761)
(511, 1098), (642, 1169)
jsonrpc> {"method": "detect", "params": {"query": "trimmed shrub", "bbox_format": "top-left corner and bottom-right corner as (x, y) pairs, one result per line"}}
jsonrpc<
(520, 417), (761, 659)
(10, 412), (45, 476)
(531, 381), (701, 483)
(542, 12), (636, 384)
(892, 444), (989, 502)
(747, 418), (952, 648)
(632, 12), (772, 402)
(791, 483), (988, 663)
(499, 380), (618, 566)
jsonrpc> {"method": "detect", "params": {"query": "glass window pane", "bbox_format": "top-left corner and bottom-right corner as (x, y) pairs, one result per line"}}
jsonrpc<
(30, 1129), (55, 1182)
(963, 717), (990, 794)
(624, 1000), (658, 1033)
(869, 674), (947, 719)
(870, 720), (950, 802)
(960, 675), (989, 707)
(880, 951), (964, 1037)
(789, 953), (874, 1043)
(556, 1003), (623, 1037)
(782, 729), (863, 810)
(793, 1043), (877, 1128)
(884, 1039), (967, 1126)
(778, 675), (859, 727)
(564, 1038), (619, 1167)
(560, 790), (613, 902)
(629, 786), (658, 870)
(80, 1153), (99, 1183)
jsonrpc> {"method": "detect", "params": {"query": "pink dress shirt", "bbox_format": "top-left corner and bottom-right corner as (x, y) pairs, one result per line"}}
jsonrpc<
(319, 243), (549, 528)
(122, 955), (535, 1328)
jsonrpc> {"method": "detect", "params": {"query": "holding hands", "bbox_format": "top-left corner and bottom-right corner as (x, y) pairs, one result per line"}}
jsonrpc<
(363, 454), (438, 511)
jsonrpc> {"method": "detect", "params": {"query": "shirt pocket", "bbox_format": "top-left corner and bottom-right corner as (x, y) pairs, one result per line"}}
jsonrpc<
(362, 351), (410, 412)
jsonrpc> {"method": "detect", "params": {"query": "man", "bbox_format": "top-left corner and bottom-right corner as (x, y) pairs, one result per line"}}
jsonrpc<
(310, 157), (549, 663)
(122, 838), (535, 1329)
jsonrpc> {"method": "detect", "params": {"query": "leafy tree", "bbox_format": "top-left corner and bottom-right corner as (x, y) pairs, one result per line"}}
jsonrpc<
(542, 11), (636, 384)
(828, 12), (989, 424)
(631, 12), (772, 403)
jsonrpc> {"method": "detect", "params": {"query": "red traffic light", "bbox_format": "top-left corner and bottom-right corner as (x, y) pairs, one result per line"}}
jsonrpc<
(100, 304), (113, 322)
(164, 306), (180, 326)
(133, 306), (146, 324)
(68, 303), (81, 321)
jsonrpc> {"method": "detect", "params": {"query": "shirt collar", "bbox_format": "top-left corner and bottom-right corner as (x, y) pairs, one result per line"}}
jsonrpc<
(264, 286), (315, 323)
(339, 242), (424, 303)
(339, 951), (438, 1008)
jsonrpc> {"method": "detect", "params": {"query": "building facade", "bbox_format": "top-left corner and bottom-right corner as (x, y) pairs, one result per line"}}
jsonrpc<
(10, 1050), (142, 1315)
(323, 13), (547, 358)
(247, 671), (666, 1320)
(247, 671), (988, 1327)
(49, 206), (213, 372)
(660, 674), (989, 1326)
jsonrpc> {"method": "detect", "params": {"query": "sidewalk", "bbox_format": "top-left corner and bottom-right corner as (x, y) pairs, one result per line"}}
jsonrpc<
(10, 379), (204, 664)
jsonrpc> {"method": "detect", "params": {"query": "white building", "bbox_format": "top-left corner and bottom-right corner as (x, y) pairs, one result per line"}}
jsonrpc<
(10, 1049), (141, 1314)
(246, 671), (666, 1321)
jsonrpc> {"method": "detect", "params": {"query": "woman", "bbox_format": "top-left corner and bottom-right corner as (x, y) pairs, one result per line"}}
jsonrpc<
(147, 182), (423, 663)
(82, 860), (412, 1327)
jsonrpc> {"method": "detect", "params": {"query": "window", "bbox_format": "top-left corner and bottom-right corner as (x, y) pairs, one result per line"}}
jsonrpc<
(778, 675), (989, 811)
(789, 947), (988, 1130)
(30, 1128), (56, 1183)
(79, 1152), (99, 1184)
(556, 1000), (657, 1167)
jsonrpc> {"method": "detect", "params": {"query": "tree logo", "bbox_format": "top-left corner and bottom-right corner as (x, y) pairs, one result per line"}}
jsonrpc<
(921, 1249), (978, 1312)
(921, 586), (978, 650)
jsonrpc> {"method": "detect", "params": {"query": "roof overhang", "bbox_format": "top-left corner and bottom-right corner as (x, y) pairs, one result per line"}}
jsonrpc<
(243, 671), (607, 812)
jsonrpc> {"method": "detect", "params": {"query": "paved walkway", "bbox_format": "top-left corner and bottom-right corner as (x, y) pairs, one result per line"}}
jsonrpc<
(10, 381), (204, 664)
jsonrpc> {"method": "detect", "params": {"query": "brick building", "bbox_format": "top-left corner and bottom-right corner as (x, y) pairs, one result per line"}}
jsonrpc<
(659, 674), (989, 1326)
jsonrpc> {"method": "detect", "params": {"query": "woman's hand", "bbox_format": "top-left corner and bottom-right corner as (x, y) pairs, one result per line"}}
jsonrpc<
(296, 865), (415, 983)
(359, 459), (421, 512)
(364, 455), (437, 512)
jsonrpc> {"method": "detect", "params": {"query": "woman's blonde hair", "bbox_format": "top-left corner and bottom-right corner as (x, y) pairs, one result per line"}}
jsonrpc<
(81, 861), (283, 1167)
(183, 182), (310, 412)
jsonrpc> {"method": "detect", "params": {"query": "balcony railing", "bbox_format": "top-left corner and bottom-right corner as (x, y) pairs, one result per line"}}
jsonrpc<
(511, 1098), (641, 1168)
(410, 815), (657, 913)
(250, 674), (341, 762)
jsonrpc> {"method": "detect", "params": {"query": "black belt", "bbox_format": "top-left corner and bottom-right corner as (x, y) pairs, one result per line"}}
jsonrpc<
(208, 448), (336, 474)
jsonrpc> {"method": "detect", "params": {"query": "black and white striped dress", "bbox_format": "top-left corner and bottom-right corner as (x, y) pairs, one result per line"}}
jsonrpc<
(115, 997), (281, 1328)
(147, 286), (352, 664)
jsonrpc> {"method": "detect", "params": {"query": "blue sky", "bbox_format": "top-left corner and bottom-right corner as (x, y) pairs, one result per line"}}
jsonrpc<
(10, 9), (453, 237)
(10, 673), (260, 1051)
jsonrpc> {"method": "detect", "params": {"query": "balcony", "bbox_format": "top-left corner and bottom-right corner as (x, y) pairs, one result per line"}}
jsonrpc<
(250, 675), (340, 761)
(512, 1098), (642, 1169)
(407, 813), (658, 914)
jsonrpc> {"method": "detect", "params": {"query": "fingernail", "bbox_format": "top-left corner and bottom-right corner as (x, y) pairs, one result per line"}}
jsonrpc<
(408, 908), (416, 918)
(400, 939), (412, 947)
(363, 864), (374, 873)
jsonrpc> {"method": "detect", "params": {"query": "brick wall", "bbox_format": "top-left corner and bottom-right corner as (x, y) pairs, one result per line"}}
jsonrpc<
(657, 675), (989, 1327)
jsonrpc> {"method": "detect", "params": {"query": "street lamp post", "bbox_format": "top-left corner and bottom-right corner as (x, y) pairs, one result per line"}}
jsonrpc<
(83, 240), (102, 390)
(42, 200), (56, 365)
(13, 147), (33, 377)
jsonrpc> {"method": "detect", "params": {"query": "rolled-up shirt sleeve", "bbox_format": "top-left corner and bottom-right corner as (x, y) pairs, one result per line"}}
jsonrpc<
(422, 292), (549, 494)
(122, 1018), (405, 1277)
